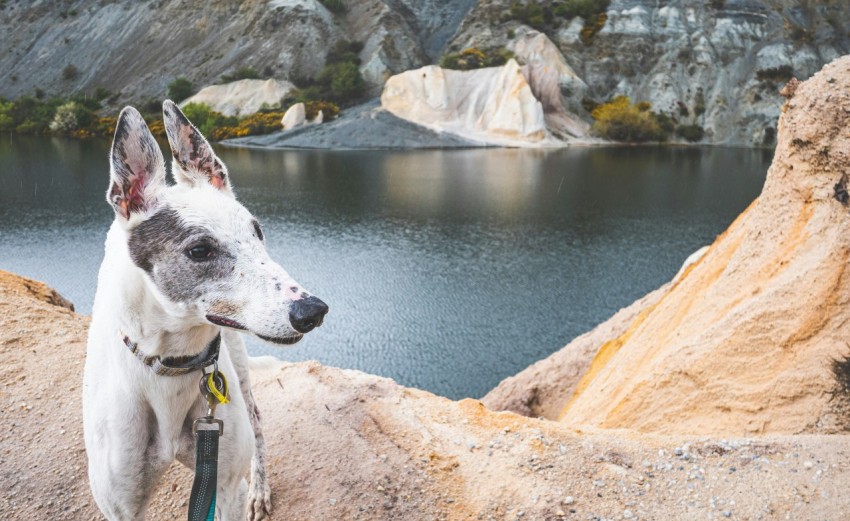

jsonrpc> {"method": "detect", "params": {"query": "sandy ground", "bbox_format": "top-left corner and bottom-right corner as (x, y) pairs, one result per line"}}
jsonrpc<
(2, 270), (850, 521)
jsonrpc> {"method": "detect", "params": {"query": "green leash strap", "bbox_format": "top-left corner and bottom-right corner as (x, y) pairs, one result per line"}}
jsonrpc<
(188, 428), (219, 521)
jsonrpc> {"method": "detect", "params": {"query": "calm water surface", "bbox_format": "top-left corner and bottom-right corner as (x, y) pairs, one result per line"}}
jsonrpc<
(0, 136), (771, 399)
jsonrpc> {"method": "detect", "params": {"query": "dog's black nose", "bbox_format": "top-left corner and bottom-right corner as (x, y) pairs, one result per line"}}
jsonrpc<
(289, 296), (329, 333)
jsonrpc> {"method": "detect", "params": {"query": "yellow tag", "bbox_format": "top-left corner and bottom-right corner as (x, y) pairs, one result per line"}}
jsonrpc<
(206, 371), (230, 405)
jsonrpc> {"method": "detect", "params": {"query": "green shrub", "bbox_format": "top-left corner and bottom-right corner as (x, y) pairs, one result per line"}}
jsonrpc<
(49, 102), (81, 132)
(554, 0), (609, 20)
(304, 100), (339, 120)
(756, 65), (794, 82)
(506, 0), (609, 38)
(221, 67), (261, 83)
(591, 96), (669, 142)
(325, 62), (366, 102)
(581, 97), (599, 114)
(695, 89), (706, 116)
(319, 0), (346, 13)
(508, 2), (553, 30)
(62, 64), (79, 80)
(290, 39), (366, 106)
(180, 103), (238, 137)
(326, 40), (364, 66)
(440, 47), (514, 70)
(580, 12), (607, 45)
(167, 77), (195, 102)
(675, 124), (705, 142)
(0, 100), (14, 131)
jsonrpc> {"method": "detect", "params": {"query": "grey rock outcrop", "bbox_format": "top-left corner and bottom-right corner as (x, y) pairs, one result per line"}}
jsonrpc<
(449, 0), (850, 146)
(0, 0), (475, 103)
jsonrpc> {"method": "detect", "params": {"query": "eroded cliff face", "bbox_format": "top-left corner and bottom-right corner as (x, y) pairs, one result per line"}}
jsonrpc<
(486, 56), (850, 436)
(0, 0), (474, 102)
(449, 0), (850, 146)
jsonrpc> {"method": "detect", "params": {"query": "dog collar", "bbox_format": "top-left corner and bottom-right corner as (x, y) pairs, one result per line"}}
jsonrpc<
(122, 332), (221, 376)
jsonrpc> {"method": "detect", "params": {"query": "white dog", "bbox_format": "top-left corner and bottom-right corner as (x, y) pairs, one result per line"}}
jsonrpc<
(83, 101), (328, 520)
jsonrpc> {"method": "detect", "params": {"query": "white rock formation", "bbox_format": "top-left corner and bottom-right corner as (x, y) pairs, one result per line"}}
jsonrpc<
(381, 59), (549, 146)
(510, 30), (590, 138)
(281, 102), (307, 130)
(181, 79), (294, 117)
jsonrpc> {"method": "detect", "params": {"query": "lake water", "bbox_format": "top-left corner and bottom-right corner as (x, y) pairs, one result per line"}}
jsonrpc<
(0, 136), (771, 399)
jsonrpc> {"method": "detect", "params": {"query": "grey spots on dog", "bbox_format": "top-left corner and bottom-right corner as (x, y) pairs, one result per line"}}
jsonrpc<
(252, 220), (264, 242)
(129, 209), (200, 272)
(275, 282), (282, 291)
(128, 207), (235, 302)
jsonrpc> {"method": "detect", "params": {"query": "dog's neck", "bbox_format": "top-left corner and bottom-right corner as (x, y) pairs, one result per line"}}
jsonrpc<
(99, 222), (220, 359)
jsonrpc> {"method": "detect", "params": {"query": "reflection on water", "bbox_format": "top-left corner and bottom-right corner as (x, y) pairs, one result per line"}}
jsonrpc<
(0, 136), (772, 399)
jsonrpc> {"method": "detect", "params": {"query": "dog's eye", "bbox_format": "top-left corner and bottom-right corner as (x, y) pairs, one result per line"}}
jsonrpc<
(253, 221), (264, 242)
(187, 244), (214, 261)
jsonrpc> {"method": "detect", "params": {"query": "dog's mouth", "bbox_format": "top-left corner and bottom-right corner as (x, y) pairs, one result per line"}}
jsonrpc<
(257, 333), (304, 345)
(206, 314), (248, 331)
(206, 314), (304, 345)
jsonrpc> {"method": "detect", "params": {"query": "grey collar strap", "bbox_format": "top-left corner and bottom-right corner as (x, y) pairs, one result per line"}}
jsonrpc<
(122, 332), (221, 376)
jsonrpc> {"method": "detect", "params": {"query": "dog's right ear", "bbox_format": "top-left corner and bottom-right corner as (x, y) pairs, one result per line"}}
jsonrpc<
(107, 107), (166, 223)
(162, 100), (233, 196)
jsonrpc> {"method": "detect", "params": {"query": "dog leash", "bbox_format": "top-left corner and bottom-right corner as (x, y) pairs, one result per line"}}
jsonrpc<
(121, 331), (230, 520)
(189, 361), (230, 521)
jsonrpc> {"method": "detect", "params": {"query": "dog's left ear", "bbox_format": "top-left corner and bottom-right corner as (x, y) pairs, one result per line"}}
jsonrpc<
(162, 99), (233, 196)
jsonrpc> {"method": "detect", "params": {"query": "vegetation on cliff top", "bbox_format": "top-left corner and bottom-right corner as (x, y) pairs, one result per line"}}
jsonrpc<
(440, 47), (514, 71)
(290, 40), (367, 107)
(0, 87), (337, 142)
(505, 0), (610, 45)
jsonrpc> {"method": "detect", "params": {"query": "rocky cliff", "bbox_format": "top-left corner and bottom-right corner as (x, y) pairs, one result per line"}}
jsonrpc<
(4, 1), (849, 147)
(0, 0), (474, 103)
(486, 56), (850, 437)
(449, 0), (850, 146)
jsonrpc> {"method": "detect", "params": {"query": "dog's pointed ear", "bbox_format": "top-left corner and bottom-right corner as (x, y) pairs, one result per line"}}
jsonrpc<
(162, 100), (233, 196)
(108, 106), (166, 222)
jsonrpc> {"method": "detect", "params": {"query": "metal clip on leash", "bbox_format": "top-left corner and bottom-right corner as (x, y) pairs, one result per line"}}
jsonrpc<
(188, 362), (230, 521)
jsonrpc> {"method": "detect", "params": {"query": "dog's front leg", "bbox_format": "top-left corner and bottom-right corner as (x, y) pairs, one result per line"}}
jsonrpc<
(223, 331), (272, 520)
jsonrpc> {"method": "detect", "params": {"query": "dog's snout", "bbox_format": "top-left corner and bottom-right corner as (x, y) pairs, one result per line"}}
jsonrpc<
(289, 296), (329, 333)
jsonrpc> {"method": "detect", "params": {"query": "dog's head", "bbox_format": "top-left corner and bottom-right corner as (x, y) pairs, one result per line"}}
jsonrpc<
(106, 101), (327, 345)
